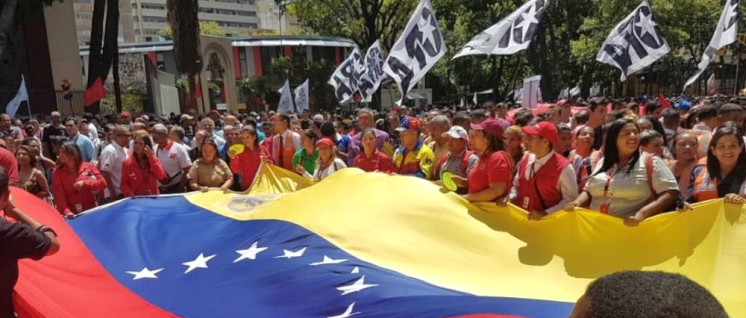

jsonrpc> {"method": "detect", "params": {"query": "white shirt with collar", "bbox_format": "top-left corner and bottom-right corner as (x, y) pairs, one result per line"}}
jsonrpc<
(272, 129), (302, 156)
(509, 151), (579, 214)
(99, 142), (129, 196)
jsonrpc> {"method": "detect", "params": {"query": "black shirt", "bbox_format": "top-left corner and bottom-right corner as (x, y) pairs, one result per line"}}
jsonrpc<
(0, 220), (51, 317)
(592, 125), (605, 150)
(41, 125), (67, 161)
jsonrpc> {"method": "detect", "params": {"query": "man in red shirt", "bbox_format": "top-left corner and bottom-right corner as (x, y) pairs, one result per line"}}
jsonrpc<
(0, 140), (18, 186)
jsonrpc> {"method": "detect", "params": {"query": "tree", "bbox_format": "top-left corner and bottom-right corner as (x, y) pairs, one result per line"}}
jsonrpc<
(159, 21), (226, 40)
(166, 0), (202, 111)
(86, 0), (122, 113)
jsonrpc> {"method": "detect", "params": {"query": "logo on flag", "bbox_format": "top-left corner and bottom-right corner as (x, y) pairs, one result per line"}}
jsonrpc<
(596, 1), (670, 81)
(383, 0), (447, 106)
(5, 75), (28, 118)
(684, 0), (739, 89)
(357, 41), (386, 100)
(294, 79), (309, 113)
(328, 48), (365, 104)
(277, 80), (294, 113)
(453, 0), (549, 58)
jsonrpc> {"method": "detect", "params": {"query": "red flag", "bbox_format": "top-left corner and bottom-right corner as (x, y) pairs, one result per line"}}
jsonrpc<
(657, 94), (671, 109)
(84, 77), (106, 106)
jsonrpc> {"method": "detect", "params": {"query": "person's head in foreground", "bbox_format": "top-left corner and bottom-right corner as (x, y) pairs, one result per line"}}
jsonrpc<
(569, 271), (728, 318)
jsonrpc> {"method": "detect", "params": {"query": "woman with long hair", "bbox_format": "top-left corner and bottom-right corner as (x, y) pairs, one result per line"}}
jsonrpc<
(188, 138), (233, 192)
(569, 125), (603, 189)
(15, 145), (50, 200)
(566, 118), (679, 225)
(503, 125), (524, 176)
(354, 127), (393, 173)
(458, 119), (513, 202)
(668, 131), (699, 196)
(120, 131), (167, 197)
(228, 126), (272, 191)
(687, 125), (746, 204)
(51, 142), (107, 217)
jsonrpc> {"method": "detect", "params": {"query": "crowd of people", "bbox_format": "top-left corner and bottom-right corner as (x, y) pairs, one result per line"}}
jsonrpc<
(0, 96), (742, 224)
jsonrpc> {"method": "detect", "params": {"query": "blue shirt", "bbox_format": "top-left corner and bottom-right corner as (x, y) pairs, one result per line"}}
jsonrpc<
(71, 133), (95, 162)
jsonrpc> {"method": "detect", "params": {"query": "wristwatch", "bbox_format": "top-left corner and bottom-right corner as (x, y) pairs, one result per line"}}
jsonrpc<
(36, 225), (58, 237)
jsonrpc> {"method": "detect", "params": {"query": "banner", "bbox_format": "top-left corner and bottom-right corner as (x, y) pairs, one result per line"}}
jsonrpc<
(358, 40), (386, 100)
(684, 0), (739, 89)
(277, 80), (294, 113)
(383, 0), (447, 106)
(5, 75), (28, 118)
(328, 48), (364, 104)
(596, 0), (670, 81)
(557, 87), (569, 100)
(522, 75), (542, 108)
(293, 79), (309, 113)
(15, 163), (745, 317)
(453, 0), (550, 59)
(708, 73), (718, 95)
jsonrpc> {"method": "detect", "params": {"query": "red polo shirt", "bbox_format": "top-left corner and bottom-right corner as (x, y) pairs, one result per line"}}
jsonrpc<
(0, 147), (18, 185)
(230, 145), (272, 191)
(467, 151), (512, 197)
(121, 155), (168, 197)
(51, 162), (107, 216)
(354, 149), (393, 173)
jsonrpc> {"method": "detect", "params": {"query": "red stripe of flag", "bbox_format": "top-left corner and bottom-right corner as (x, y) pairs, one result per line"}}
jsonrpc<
(12, 188), (177, 318)
(657, 94), (671, 109)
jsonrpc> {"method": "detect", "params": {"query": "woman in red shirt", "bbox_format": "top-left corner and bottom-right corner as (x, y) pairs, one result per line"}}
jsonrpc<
(354, 128), (393, 173)
(456, 119), (513, 202)
(51, 142), (107, 218)
(228, 126), (272, 191)
(121, 131), (167, 197)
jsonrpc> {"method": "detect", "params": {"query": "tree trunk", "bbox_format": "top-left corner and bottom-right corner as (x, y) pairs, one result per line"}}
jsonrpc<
(0, 0), (19, 61)
(86, 0), (106, 112)
(113, 49), (122, 113)
(101, 0), (120, 113)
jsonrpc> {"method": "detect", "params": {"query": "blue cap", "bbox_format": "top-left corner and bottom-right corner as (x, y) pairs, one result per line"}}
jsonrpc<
(675, 100), (692, 111)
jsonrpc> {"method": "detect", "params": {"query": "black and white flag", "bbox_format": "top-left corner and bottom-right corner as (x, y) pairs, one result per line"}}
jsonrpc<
(328, 48), (365, 104)
(453, 0), (549, 59)
(358, 40), (386, 101)
(684, 0), (739, 89)
(596, 1), (670, 81)
(294, 79), (309, 113)
(569, 86), (581, 98)
(383, 0), (447, 106)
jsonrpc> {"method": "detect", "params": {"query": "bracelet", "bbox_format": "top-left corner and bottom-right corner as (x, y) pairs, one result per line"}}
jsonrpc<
(36, 225), (58, 237)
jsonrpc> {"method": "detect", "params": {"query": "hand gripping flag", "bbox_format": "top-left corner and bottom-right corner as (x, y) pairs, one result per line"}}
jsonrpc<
(328, 48), (365, 104)
(453, 0), (550, 59)
(13, 164), (746, 318)
(596, 0), (670, 81)
(277, 80), (294, 113)
(383, 0), (447, 106)
(294, 79), (310, 113)
(684, 0), (739, 90)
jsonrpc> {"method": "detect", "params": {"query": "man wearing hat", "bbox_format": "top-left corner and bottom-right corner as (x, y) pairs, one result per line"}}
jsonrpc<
(393, 116), (435, 179)
(434, 126), (477, 192)
(508, 121), (578, 220)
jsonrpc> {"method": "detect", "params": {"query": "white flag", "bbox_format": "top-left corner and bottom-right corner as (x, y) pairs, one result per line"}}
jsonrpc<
(328, 48), (364, 104)
(277, 80), (294, 113)
(358, 40), (386, 100)
(596, 1), (670, 81)
(294, 79), (309, 113)
(453, 0), (550, 59)
(557, 87), (569, 100)
(590, 84), (601, 97)
(522, 75), (542, 109)
(569, 86), (581, 97)
(5, 75), (28, 118)
(684, 0), (739, 89)
(459, 97), (465, 108)
(383, 0), (447, 106)
(473, 91), (478, 106)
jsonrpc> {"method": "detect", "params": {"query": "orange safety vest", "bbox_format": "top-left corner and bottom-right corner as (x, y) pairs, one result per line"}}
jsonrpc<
(692, 169), (719, 202)
(273, 132), (297, 171)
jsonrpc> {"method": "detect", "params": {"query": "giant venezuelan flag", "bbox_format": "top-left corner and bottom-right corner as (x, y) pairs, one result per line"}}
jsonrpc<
(12, 164), (746, 317)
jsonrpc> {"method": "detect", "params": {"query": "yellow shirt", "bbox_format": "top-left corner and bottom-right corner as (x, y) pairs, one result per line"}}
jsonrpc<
(393, 141), (435, 179)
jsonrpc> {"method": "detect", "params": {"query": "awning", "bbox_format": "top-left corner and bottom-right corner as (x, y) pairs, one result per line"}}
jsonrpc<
(232, 39), (355, 48)
(79, 45), (174, 56)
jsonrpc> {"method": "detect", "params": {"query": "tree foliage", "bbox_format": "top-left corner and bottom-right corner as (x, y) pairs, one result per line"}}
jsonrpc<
(159, 21), (226, 40)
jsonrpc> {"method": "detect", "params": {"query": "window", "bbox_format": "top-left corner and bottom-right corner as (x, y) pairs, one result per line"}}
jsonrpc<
(142, 16), (167, 23)
(74, 0), (90, 3)
(239, 48), (248, 77)
(76, 13), (92, 20)
(141, 4), (165, 10)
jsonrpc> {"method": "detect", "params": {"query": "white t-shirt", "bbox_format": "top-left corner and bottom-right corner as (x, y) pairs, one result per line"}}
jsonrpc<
(306, 158), (347, 182)
(586, 153), (678, 218)
(155, 141), (192, 187)
(98, 142), (129, 196)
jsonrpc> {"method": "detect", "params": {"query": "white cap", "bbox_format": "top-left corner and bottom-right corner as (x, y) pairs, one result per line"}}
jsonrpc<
(442, 126), (468, 140)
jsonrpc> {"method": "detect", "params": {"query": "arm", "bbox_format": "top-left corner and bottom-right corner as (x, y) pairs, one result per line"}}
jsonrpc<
(3, 198), (60, 257)
(33, 170), (50, 199)
(229, 152), (242, 173)
(626, 190), (679, 226)
(41, 157), (56, 169)
(187, 164), (201, 191)
(51, 170), (72, 216)
(419, 150), (435, 180)
(98, 149), (117, 196)
(219, 161), (234, 191)
(546, 165), (580, 214)
(463, 182), (508, 202)
(566, 191), (592, 211)
(83, 165), (107, 192)
(149, 156), (167, 181)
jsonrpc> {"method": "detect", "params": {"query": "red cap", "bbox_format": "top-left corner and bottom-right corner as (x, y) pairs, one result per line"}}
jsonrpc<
(121, 111), (131, 119)
(522, 121), (559, 147)
(470, 119), (504, 139)
(315, 138), (334, 148)
(396, 116), (422, 132)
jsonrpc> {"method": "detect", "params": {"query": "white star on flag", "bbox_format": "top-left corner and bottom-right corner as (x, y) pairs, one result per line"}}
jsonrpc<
(310, 256), (348, 266)
(126, 267), (164, 280)
(351, 266), (360, 274)
(635, 10), (659, 45)
(327, 302), (360, 318)
(337, 276), (378, 295)
(182, 253), (216, 274)
(234, 241), (268, 263)
(418, 16), (438, 48)
(515, 3), (540, 35)
(274, 247), (307, 259)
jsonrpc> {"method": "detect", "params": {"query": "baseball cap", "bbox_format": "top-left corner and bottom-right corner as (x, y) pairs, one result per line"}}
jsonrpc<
(51, 111), (61, 118)
(395, 116), (422, 132)
(442, 126), (468, 140)
(181, 114), (194, 122)
(675, 100), (692, 111)
(470, 119), (504, 139)
(522, 121), (559, 146)
(315, 138), (334, 148)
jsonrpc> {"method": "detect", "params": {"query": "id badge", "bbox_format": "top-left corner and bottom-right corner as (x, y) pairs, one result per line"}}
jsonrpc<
(600, 204), (609, 214)
(75, 204), (83, 212)
(522, 197), (530, 209)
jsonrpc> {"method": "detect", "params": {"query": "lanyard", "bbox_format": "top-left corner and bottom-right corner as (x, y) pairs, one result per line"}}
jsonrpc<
(600, 165), (619, 214)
